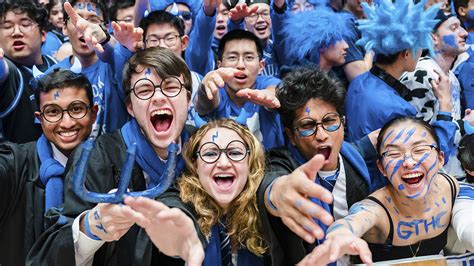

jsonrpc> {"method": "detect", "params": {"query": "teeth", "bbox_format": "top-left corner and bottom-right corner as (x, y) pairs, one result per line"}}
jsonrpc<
(151, 109), (172, 116)
(58, 130), (78, 137)
(402, 173), (422, 179)
(215, 174), (233, 178)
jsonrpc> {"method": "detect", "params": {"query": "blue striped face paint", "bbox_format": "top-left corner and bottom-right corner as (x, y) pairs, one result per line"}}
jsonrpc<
(413, 152), (430, 170)
(389, 128), (406, 145)
(403, 128), (416, 144)
(381, 129), (395, 146)
(388, 159), (404, 181)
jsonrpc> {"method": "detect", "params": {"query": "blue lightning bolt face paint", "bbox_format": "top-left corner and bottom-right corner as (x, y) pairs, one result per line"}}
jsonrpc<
(53, 90), (59, 100)
(211, 130), (219, 143)
(305, 107), (310, 116)
(145, 68), (151, 78)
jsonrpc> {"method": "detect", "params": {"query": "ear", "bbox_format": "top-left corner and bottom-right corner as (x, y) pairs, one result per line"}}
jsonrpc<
(90, 104), (98, 121)
(34, 111), (43, 123)
(284, 127), (297, 146)
(217, 60), (222, 68)
(180, 35), (189, 51)
(437, 150), (445, 168)
(257, 57), (265, 75)
(126, 101), (135, 117)
(376, 158), (386, 176)
(431, 32), (440, 47)
(41, 30), (47, 43)
(457, 6), (467, 17)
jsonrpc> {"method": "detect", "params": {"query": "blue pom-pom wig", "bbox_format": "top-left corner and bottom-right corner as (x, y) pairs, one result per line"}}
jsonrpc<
(356, 0), (441, 56)
(282, 7), (356, 64)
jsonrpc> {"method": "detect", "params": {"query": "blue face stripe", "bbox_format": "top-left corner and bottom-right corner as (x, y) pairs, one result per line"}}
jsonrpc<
(381, 129), (395, 146)
(390, 128), (406, 145)
(403, 128), (416, 143)
(388, 159), (404, 181)
(443, 34), (458, 48)
(413, 152), (430, 170)
(384, 159), (394, 172)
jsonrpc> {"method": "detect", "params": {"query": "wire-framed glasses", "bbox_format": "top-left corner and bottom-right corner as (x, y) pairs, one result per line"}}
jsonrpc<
(40, 100), (90, 123)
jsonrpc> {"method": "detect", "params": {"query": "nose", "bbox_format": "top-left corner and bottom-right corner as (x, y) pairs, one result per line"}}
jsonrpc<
(401, 153), (417, 168)
(460, 27), (468, 38)
(216, 152), (232, 168)
(314, 124), (329, 141)
(11, 24), (23, 35)
(158, 39), (168, 48)
(59, 111), (76, 128)
(150, 87), (168, 103)
(235, 56), (246, 69)
(342, 40), (349, 50)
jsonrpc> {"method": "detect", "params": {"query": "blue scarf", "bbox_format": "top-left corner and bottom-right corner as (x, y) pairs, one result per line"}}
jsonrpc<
(37, 134), (65, 214)
(120, 118), (187, 187)
(287, 143), (331, 244)
(204, 224), (264, 266)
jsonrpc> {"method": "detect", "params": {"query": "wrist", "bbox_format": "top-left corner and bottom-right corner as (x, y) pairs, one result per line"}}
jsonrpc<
(266, 178), (279, 212)
(99, 24), (111, 46)
(83, 210), (101, 241)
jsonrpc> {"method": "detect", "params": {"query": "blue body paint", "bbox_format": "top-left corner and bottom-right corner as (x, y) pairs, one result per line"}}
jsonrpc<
(435, 202), (439, 207)
(390, 128), (406, 144)
(388, 160), (404, 181)
(326, 223), (344, 234)
(211, 130), (219, 143)
(385, 159), (394, 172)
(403, 128), (416, 143)
(95, 223), (108, 234)
(398, 184), (405, 191)
(385, 196), (392, 203)
(393, 207), (400, 215)
(381, 129), (395, 146)
(397, 211), (447, 239)
(422, 132), (427, 138)
(443, 35), (458, 48)
(424, 207), (431, 212)
(145, 68), (151, 77)
(442, 197), (446, 204)
(93, 210), (100, 220)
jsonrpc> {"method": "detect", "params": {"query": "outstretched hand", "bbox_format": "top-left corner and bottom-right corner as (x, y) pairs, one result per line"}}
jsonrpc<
(111, 21), (144, 52)
(201, 67), (245, 101)
(229, 3), (259, 22)
(236, 88), (281, 109)
(64, 2), (109, 53)
(267, 154), (334, 243)
(297, 232), (372, 266)
(121, 197), (204, 266)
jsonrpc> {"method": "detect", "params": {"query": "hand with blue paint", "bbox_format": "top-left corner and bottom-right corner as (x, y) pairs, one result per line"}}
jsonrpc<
(80, 202), (135, 242)
(236, 86), (281, 109)
(265, 154), (334, 243)
(111, 21), (144, 52)
(121, 196), (205, 266)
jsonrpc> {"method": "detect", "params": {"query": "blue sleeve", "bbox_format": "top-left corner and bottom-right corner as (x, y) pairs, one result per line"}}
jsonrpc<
(431, 119), (457, 165)
(114, 45), (133, 101)
(271, 10), (295, 65)
(255, 75), (281, 89)
(185, 8), (216, 76)
(0, 57), (8, 84)
(457, 62), (474, 110)
(227, 19), (244, 31)
(41, 32), (63, 58)
(350, 135), (378, 162)
(342, 17), (364, 64)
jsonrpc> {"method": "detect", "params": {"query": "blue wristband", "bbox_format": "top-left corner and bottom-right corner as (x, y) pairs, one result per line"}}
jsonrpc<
(84, 211), (101, 241)
(464, 120), (474, 135)
(266, 180), (279, 212)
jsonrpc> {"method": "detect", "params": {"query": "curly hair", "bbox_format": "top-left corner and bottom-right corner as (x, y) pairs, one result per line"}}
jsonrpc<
(178, 119), (268, 256)
(0, 1), (48, 31)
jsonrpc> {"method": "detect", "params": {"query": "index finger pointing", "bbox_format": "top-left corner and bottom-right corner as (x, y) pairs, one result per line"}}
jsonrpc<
(64, 2), (80, 27)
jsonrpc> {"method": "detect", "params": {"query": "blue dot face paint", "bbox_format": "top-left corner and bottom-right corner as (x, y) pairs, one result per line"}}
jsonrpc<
(422, 132), (427, 138)
(398, 184), (405, 191)
(443, 34), (458, 49)
(305, 107), (310, 116)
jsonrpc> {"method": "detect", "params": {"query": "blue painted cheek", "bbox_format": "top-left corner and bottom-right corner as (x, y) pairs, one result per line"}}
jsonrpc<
(388, 160), (404, 181)
(398, 184), (405, 191)
(413, 152), (430, 170)
(443, 35), (458, 48)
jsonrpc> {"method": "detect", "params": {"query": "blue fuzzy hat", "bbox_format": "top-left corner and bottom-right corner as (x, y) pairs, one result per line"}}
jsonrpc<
(356, 0), (441, 56)
(149, 0), (202, 21)
(282, 7), (355, 63)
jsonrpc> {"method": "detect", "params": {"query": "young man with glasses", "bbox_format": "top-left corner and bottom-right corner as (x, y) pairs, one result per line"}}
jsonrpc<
(28, 47), (201, 265)
(257, 67), (375, 265)
(0, 69), (97, 266)
(195, 29), (284, 150)
(0, 2), (57, 143)
(49, 0), (130, 137)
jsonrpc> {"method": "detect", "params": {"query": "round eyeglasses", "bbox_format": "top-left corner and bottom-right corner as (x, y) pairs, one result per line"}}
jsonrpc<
(293, 112), (343, 137)
(196, 140), (250, 164)
(381, 144), (438, 162)
(128, 76), (184, 100)
(145, 34), (181, 48)
(0, 20), (38, 35)
(40, 100), (91, 123)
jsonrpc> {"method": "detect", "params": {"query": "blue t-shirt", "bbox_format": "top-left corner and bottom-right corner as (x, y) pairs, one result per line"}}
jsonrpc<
(41, 30), (66, 58)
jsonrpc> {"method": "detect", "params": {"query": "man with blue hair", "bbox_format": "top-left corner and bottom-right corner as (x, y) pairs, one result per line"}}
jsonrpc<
(345, 0), (458, 189)
(401, 9), (469, 178)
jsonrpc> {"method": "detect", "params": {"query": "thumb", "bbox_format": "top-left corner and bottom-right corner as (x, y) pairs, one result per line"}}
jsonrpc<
(298, 154), (326, 182)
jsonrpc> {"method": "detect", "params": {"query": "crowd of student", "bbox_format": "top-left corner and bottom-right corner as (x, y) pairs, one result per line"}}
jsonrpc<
(0, 0), (473, 265)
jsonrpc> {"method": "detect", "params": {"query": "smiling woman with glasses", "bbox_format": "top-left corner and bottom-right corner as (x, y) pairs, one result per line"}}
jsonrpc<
(300, 116), (464, 265)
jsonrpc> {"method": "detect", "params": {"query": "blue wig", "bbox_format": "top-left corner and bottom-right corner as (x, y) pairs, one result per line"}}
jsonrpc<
(149, 0), (202, 21)
(282, 7), (355, 64)
(357, 0), (440, 56)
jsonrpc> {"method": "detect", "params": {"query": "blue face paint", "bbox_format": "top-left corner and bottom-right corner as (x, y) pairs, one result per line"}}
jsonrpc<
(381, 129), (395, 146)
(385, 196), (392, 203)
(413, 152), (430, 170)
(435, 202), (439, 207)
(388, 159), (404, 181)
(423, 207), (431, 212)
(145, 68), (151, 77)
(442, 197), (446, 204)
(422, 132), (427, 138)
(443, 34), (458, 48)
(384, 159), (394, 172)
(403, 128), (416, 143)
(95, 223), (108, 234)
(398, 184), (405, 190)
(389, 128), (406, 145)
(53, 90), (59, 100)
(305, 107), (310, 116)
(211, 130), (219, 143)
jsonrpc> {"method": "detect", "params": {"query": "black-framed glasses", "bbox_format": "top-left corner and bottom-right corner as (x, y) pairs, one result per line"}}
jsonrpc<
(145, 34), (181, 47)
(128, 76), (184, 100)
(293, 112), (343, 137)
(381, 144), (438, 161)
(246, 11), (271, 21)
(40, 100), (90, 123)
(196, 140), (250, 164)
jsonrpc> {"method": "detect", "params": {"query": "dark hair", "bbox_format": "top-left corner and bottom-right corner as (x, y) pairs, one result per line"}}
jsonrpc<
(122, 47), (192, 103)
(375, 51), (403, 65)
(217, 29), (263, 60)
(453, 0), (470, 20)
(0, 1), (48, 31)
(45, 0), (63, 31)
(139, 10), (185, 39)
(63, 0), (108, 23)
(33, 69), (94, 107)
(458, 134), (474, 172)
(276, 66), (346, 129)
(110, 0), (135, 22)
(376, 117), (441, 156)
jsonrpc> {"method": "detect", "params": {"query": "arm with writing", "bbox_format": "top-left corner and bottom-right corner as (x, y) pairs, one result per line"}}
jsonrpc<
(298, 200), (384, 265)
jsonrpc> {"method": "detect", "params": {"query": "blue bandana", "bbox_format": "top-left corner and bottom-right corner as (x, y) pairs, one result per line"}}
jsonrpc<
(37, 134), (65, 213)
(120, 118), (187, 187)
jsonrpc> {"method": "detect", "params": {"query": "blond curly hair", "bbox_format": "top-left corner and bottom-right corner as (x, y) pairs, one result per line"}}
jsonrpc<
(178, 119), (267, 256)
